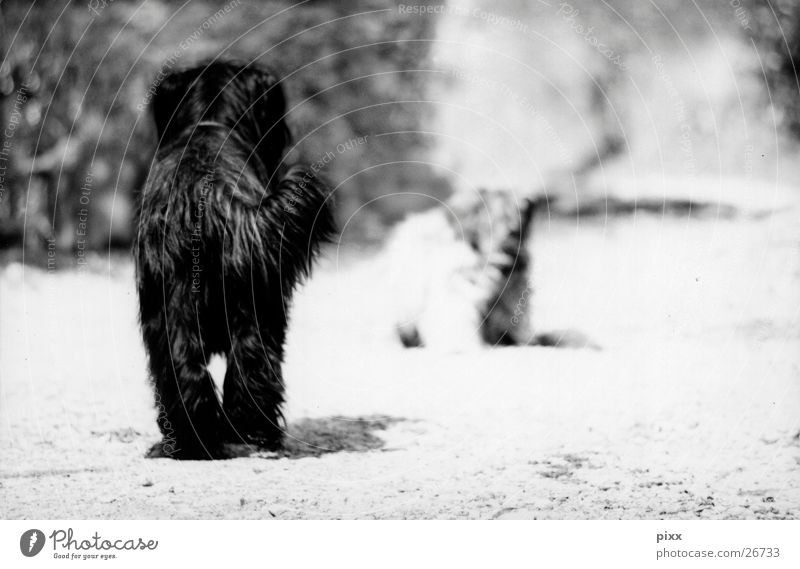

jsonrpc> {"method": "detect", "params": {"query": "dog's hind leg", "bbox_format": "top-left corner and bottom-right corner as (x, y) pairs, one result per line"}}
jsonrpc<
(144, 313), (225, 459)
(222, 320), (285, 450)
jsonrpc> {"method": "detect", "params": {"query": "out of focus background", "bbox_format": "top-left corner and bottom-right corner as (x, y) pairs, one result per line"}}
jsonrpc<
(1, 0), (799, 254)
(1, 1), (799, 519)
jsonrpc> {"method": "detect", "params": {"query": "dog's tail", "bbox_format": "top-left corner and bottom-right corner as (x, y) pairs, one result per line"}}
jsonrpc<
(246, 165), (336, 292)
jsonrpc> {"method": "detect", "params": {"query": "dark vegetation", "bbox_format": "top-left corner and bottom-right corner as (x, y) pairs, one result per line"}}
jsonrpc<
(1, 0), (798, 260)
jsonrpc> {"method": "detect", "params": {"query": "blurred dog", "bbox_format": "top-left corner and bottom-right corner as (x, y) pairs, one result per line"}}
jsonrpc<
(385, 188), (536, 350)
(134, 61), (334, 459)
(385, 188), (596, 350)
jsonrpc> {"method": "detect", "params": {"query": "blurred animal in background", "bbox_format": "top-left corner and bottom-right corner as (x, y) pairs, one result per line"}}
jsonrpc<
(134, 61), (335, 460)
(384, 188), (596, 351)
(384, 188), (537, 351)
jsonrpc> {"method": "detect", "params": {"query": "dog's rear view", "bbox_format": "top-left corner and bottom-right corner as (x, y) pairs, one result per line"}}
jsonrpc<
(135, 61), (334, 459)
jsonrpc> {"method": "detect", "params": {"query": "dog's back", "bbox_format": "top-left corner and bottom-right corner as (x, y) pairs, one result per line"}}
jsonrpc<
(140, 131), (259, 269)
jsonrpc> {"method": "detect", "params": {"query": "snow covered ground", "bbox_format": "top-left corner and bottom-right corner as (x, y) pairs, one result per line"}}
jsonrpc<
(1, 195), (799, 519)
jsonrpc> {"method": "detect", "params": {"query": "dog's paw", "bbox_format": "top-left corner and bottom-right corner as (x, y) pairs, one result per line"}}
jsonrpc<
(218, 442), (281, 459)
(146, 439), (228, 460)
(146, 440), (181, 459)
(533, 330), (601, 350)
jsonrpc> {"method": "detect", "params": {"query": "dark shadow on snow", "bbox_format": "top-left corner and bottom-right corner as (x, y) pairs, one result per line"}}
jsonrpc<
(147, 415), (405, 460)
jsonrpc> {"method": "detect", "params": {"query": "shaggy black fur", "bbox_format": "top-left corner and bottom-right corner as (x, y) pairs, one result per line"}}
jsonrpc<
(134, 61), (334, 459)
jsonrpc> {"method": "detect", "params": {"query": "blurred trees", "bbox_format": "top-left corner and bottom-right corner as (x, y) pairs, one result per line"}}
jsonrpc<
(0, 0), (799, 259)
(1, 2), (155, 254)
(0, 0), (440, 258)
(743, 0), (800, 136)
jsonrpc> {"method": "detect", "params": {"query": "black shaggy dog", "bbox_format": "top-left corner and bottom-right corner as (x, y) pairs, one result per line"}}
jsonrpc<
(134, 61), (334, 459)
